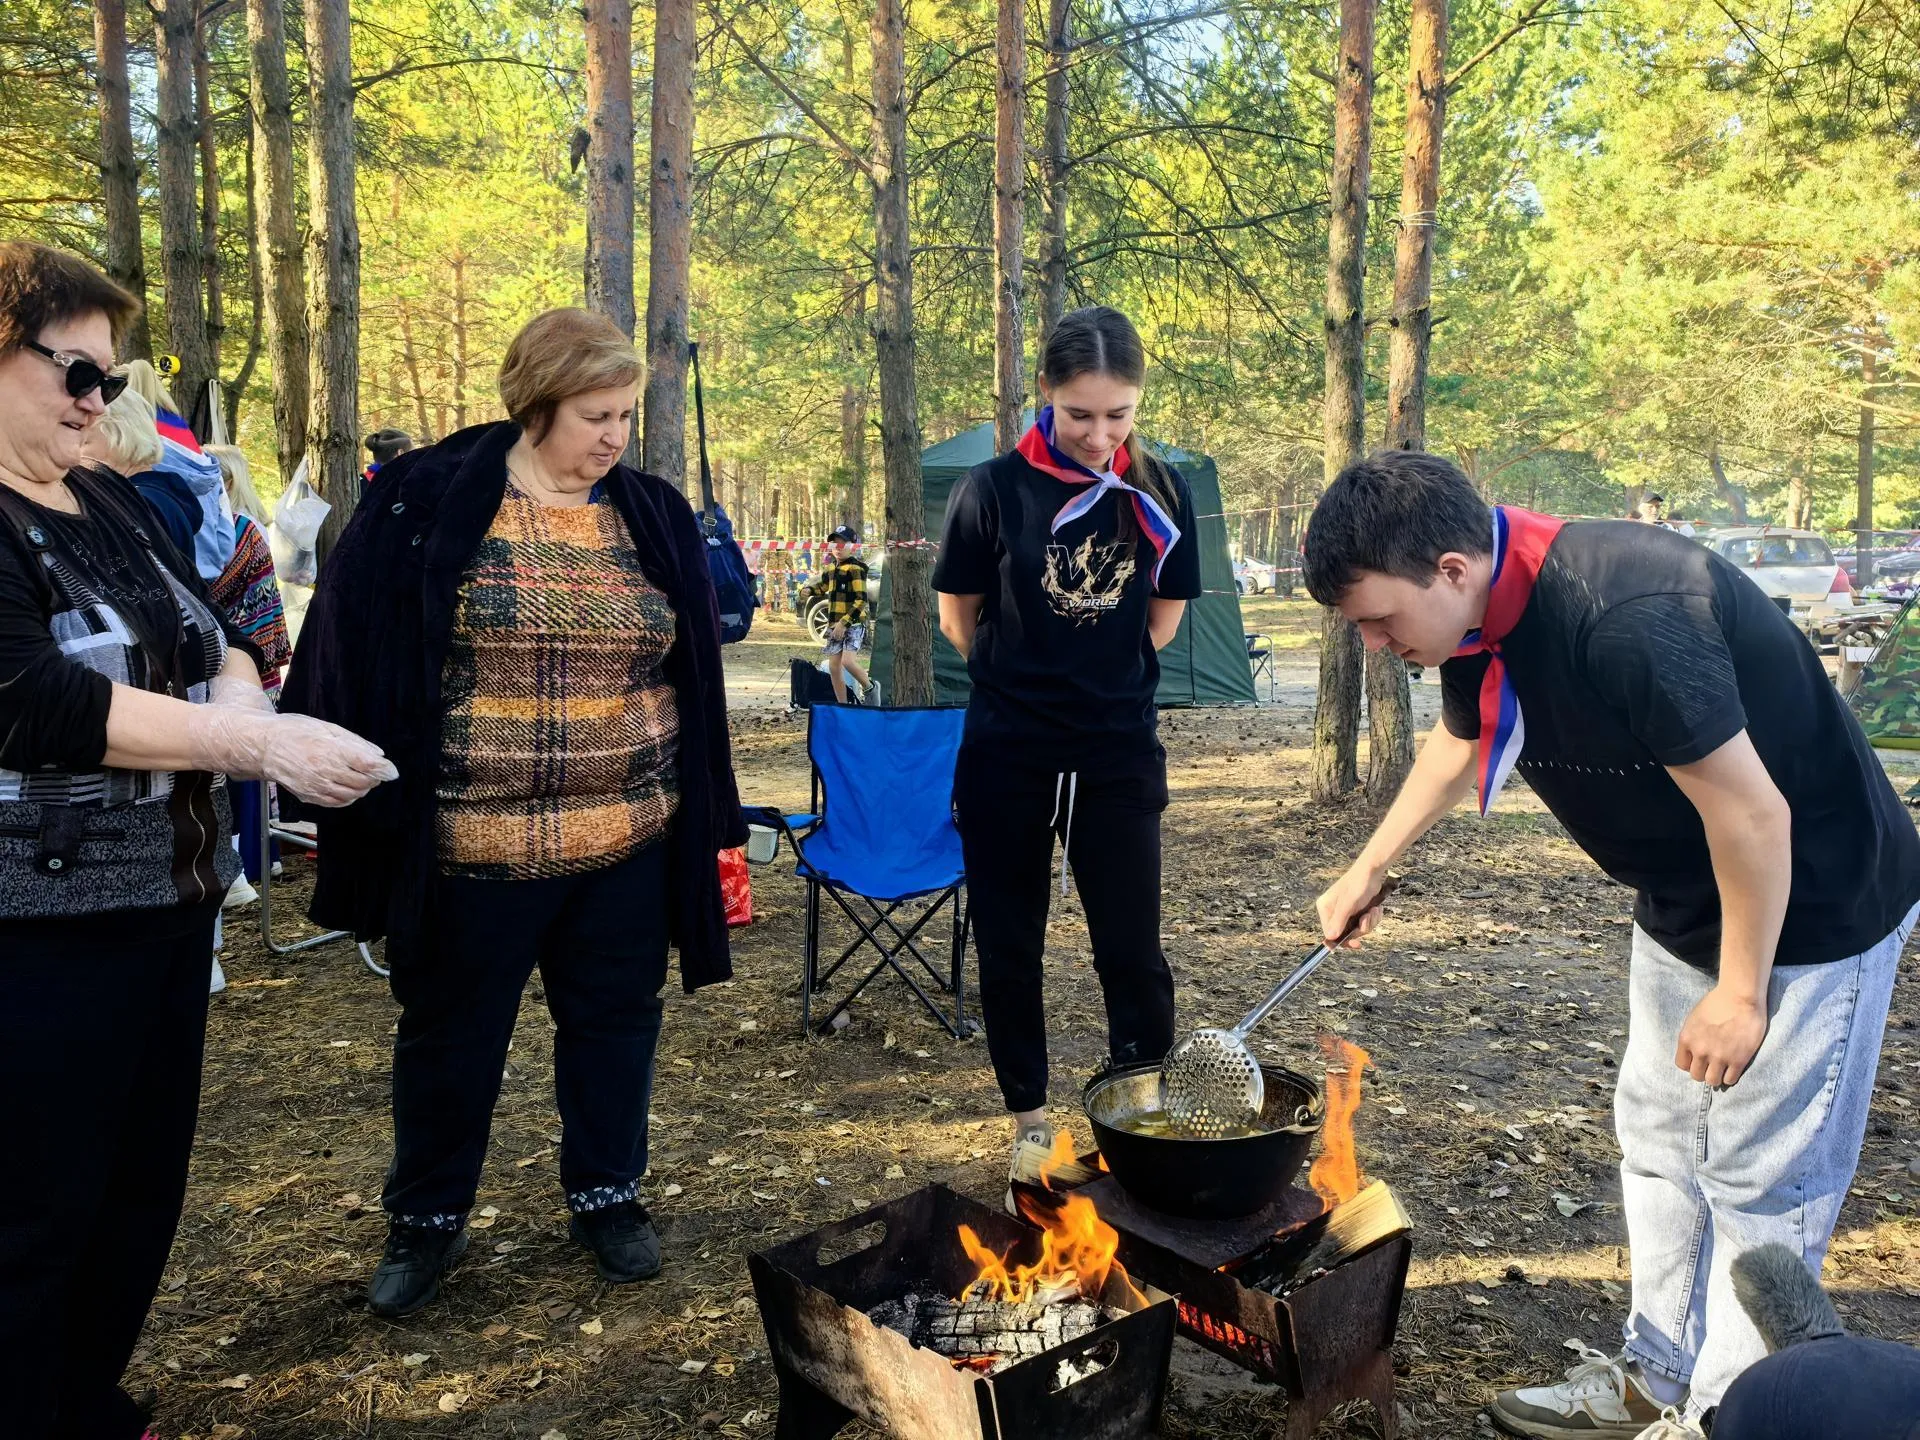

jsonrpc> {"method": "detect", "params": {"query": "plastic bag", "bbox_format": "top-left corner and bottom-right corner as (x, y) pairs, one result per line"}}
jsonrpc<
(719, 846), (753, 927)
(273, 458), (331, 586)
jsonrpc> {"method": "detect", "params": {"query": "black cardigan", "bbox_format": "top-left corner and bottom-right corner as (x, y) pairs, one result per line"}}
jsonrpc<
(280, 421), (747, 991)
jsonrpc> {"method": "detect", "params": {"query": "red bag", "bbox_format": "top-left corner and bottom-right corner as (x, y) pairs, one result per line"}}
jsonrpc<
(719, 846), (753, 927)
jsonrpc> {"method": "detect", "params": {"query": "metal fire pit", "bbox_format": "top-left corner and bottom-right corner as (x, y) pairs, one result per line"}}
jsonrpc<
(748, 1184), (1179, 1440)
(1014, 1166), (1411, 1440)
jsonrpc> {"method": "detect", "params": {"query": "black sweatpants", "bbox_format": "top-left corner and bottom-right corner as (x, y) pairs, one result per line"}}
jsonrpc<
(953, 744), (1176, 1113)
(383, 842), (671, 1223)
(0, 900), (219, 1440)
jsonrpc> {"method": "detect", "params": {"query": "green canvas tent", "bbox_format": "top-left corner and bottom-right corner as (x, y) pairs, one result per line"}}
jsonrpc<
(872, 419), (1256, 707)
(1848, 595), (1920, 749)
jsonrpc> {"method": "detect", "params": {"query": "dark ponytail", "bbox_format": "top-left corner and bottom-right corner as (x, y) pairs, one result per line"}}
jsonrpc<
(1037, 306), (1177, 518)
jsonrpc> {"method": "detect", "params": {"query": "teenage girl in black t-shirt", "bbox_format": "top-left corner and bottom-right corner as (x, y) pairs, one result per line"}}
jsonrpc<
(932, 306), (1202, 1187)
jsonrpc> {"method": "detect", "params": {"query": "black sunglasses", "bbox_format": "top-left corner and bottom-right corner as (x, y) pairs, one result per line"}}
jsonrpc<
(25, 341), (129, 404)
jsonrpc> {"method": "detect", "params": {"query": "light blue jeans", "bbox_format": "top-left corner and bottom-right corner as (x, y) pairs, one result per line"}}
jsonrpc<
(1615, 903), (1915, 1419)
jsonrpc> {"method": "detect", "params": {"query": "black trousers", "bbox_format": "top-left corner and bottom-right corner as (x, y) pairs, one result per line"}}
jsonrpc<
(953, 744), (1176, 1113)
(384, 842), (671, 1221)
(0, 900), (218, 1440)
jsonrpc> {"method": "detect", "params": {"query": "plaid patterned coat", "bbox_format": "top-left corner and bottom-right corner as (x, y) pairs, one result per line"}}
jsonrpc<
(282, 422), (748, 989)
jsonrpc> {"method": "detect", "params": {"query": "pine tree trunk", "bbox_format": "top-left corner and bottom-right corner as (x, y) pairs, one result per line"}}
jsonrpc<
(1856, 345), (1877, 588)
(1366, 0), (1447, 804)
(398, 296), (433, 443)
(1707, 441), (1746, 524)
(871, 0), (932, 705)
(247, 0), (309, 484)
(154, 0), (214, 434)
(227, 126), (264, 425)
(194, 16), (224, 388)
(306, 0), (360, 564)
(1038, 0), (1071, 351)
(583, 0), (637, 346)
(1311, 0), (1378, 804)
(451, 252), (470, 431)
(993, 0), (1028, 452)
(642, 0), (694, 492)
(1785, 461), (1808, 530)
(94, 0), (151, 359)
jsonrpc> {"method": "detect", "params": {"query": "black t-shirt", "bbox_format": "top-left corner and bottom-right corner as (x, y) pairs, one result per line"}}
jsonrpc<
(1440, 520), (1920, 969)
(932, 448), (1203, 765)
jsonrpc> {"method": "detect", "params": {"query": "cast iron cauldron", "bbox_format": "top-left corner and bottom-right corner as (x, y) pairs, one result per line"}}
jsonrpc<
(1083, 1060), (1322, 1219)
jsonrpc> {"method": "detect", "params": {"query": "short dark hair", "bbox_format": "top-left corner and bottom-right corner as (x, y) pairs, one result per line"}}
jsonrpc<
(0, 240), (141, 358)
(365, 427), (414, 464)
(1302, 450), (1492, 604)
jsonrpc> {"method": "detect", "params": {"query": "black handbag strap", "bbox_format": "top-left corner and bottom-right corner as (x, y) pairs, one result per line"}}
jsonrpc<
(690, 341), (717, 522)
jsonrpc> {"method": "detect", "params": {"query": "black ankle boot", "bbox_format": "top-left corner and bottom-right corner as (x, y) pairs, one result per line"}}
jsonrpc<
(367, 1221), (468, 1318)
(570, 1200), (661, 1282)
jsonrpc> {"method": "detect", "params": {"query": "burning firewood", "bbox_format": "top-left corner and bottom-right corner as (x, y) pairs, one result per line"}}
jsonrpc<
(866, 1287), (1116, 1374)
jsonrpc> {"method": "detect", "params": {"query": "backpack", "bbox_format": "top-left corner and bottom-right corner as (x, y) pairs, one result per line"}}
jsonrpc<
(689, 342), (758, 644)
(788, 658), (840, 709)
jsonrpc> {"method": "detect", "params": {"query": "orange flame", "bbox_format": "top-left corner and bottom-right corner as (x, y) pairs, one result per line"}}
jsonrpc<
(1308, 1034), (1371, 1209)
(957, 1130), (1143, 1305)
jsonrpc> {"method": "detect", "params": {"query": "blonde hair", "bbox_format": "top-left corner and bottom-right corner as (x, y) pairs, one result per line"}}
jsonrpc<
(498, 308), (640, 444)
(86, 386), (163, 474)
(116, 356), (183, 418)
(207, 444), (270, 526)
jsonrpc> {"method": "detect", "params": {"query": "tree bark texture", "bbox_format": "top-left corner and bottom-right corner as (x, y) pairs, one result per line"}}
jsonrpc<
(227, 125), (264, 426)
(583, 0), (637, 338)
(642, 0), (695, 492)
(306, 0), (361, 564)
(452, 252), (471, 431)
(1785, 461), (1809, 530)
(1038, 0), (1071, 352)
(871, 0), (933, 705)
(1367, 0), (1447, 804)
(1856, 344), (1878, 589)
(94, 0), (151, 359)
(1384, 0), (1446, 455)
(1707, 442), (1747, 524)
(194, 15), (225, 383)
(993, 0), (1028, 452)
(247, 0), (309, 485)
(1311, 0), (1378, 804)
(154, 0), (214, 435)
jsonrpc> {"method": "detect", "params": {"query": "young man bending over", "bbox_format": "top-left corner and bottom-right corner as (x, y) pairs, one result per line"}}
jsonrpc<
(1306, 452), (1919, 1440)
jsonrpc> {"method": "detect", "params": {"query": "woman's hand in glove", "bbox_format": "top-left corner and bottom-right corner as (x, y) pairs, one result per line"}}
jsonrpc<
(188, 707), (397, 806)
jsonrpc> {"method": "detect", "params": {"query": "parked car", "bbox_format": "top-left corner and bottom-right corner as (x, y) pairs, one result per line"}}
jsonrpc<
(1704, 527), (1857, 641)
(1235, 557), (1282, 595)
(1835, 543), (1920, 591)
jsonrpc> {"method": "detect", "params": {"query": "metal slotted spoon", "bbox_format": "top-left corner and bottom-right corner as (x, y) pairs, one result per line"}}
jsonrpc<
(1161, 879), (1397, 1138)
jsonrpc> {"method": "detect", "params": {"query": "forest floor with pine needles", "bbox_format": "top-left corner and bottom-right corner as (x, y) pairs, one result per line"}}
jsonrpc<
(144, 602), (1920, 1439)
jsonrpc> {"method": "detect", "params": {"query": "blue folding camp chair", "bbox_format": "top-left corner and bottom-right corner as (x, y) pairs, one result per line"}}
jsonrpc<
(771, 705), (976, 1038)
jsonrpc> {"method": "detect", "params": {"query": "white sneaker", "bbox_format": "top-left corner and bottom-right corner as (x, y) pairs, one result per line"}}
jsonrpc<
(1632, 1410), (1704, 1440)
(210, 957), (227, 995)
(223, 873), (259, 908)
(1488, 1344), (1674, 1439)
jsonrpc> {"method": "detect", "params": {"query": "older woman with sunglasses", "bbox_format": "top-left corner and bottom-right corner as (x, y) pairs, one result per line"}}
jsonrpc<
(0, 241), (393, 1440)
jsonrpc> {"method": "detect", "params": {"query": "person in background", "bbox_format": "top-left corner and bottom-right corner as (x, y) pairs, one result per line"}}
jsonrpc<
(283, 308), (746, 1319)
(821, 524), (872, 703)
(118, 358), (235, 583)
(0, 240), (392, 1440)
(1304, 451), (1920, 1440)
(79, 388), (197, 550)
(363, 427), (415, 491)
(207, 445), (294, 897)
(934, 305), (1202, 1200)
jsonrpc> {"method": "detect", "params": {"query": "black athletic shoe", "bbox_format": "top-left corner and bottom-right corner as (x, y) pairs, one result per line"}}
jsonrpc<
(366, 1222), (468, 1318)
(570, 1200), (662, 1283)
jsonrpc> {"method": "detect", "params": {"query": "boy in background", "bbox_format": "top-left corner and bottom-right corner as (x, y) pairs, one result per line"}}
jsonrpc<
(822, 525), (872, 703)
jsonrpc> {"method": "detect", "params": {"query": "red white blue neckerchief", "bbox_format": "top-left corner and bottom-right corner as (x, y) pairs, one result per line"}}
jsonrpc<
(155, 404), (200, 452)
(1451, 505), (1564, 816)
(1016, 405), (1181, 589)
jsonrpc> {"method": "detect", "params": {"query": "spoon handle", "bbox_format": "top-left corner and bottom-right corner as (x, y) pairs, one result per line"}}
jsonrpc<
(1230, 879), (1399, 1040)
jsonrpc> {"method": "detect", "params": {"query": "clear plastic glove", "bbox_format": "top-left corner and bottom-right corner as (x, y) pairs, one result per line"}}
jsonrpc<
(208, 670), (278, 716)
(188, 706), (397, 807)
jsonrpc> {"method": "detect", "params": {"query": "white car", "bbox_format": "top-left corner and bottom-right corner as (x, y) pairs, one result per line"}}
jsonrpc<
(1704, 527), (1855, 636)
(1234, 557), (1281, 595)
